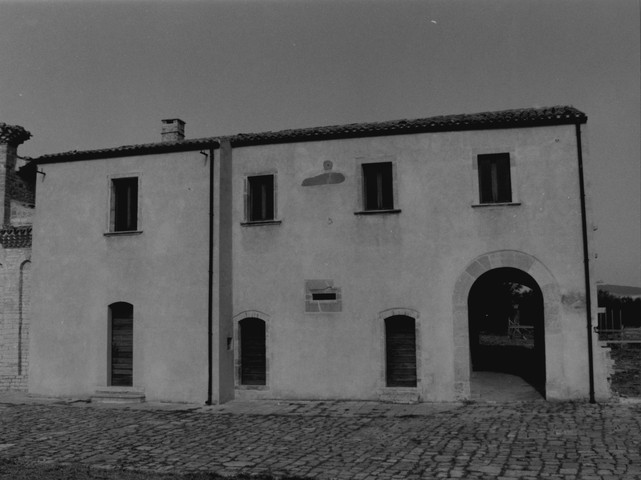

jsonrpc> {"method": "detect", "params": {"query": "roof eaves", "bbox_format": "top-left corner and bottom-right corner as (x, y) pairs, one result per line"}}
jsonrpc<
(228, 106), (587, 147)
(35, 138), (220, 164)
(33, 105), (586, 163)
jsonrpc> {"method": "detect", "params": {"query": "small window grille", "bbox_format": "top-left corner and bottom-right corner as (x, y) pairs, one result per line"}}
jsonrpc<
(305, 280), (342, 313)
(312, 292), (337, 301)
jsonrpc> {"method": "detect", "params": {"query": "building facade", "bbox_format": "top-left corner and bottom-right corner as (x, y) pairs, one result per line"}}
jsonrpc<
(0, 123), (35, 391)
(28, 106), (611, 403)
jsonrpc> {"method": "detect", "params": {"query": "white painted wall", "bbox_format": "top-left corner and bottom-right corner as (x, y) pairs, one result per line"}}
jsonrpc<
(231, 124), (605, 401)
(30, 152), (210, 402)
(29, 123), (608, 403)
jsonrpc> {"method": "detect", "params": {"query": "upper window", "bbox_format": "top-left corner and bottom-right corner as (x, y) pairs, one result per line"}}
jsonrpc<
(110, 177), (138, 232)
(247, 174), (275, 222)
(477, 153), (512, 204)
(362, 162), (394, 211)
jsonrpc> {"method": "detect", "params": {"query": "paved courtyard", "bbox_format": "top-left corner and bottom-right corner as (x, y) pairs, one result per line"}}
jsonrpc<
(1, 393), (641, 479)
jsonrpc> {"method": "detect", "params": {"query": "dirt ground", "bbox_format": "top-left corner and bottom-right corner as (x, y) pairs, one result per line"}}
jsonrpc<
(479, 330), (641, 399)
(607, 343), (641, 397)
(601, 328), (641, 398)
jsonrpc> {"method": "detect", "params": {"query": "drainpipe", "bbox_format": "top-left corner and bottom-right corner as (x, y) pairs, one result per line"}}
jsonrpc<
(575, 123), (596, 404)
(206, 146), (215, 405)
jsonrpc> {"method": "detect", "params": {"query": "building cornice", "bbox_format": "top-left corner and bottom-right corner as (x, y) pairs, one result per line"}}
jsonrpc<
(34, 105), (587, 164)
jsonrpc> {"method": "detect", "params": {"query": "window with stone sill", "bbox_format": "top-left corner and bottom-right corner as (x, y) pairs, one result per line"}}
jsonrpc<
(363, 162), (393, 210)
(355, 161), (401, 215)
(243, 174), (280, 225)
(477, 153), (512, 204)
(109, 177), (139, 233)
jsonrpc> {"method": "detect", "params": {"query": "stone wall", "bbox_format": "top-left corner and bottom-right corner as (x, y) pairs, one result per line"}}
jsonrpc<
(0, 123), (33, 391)
(0, 246), (31, 390)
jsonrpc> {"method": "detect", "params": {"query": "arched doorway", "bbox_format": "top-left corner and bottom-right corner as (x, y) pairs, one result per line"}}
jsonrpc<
(239, 317), (266, 386)
(385, 315), (417, 387)
(109, 302), (133, 386)
(468, 267), (545, 396)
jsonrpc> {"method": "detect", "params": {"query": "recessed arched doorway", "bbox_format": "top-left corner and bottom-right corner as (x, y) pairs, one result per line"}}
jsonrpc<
(468, 267), (545, 397)
(109, 302), (133, 387)
(239, 317), (267, 386)
(385, 315), (417, 388)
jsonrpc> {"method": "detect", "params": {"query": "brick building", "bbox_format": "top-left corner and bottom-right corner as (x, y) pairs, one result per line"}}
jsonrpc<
(24, 106), (612, 403)
(0, 123), (35, 391)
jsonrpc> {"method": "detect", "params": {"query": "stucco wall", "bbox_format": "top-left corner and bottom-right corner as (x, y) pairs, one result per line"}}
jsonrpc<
(231, 124), (602, 401)
(29, 123), (606, 403)
(29, 152), (210, 402)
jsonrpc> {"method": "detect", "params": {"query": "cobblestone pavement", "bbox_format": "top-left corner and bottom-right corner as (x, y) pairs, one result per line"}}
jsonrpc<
(1, 394), (641, 479)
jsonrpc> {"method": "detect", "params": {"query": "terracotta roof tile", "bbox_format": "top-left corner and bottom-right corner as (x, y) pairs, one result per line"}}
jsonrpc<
(35, 105), (586, 164)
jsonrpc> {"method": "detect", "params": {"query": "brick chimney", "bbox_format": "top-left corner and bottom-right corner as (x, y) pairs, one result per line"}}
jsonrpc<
(161, 118), (185, 142)
(0, 123), (31, 226)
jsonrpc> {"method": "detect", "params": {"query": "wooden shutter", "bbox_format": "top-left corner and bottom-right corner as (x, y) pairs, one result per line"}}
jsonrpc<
(240, 318), (266, 385)
(495, 154), (512, 202)
(385, 316), (417, 387)
(110, 303), (133, 386)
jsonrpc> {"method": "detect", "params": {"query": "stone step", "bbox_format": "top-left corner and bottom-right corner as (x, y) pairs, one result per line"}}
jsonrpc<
(379, 389), (420, 404)
(92, 387), (145, 404)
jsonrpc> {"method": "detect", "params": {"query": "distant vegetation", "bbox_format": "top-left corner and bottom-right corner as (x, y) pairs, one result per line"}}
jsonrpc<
(598, 290), (641, 328)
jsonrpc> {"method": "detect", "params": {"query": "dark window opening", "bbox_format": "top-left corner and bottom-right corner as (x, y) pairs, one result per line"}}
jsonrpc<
(363, 162), (394, 210)
(240, 318), (266, 386)
(112, 177), (138, 231)
(312, 292), (337, 301)
(248, 175), (275, 221)
(478, 153), (512, 204)
(385, 315), (417, 387)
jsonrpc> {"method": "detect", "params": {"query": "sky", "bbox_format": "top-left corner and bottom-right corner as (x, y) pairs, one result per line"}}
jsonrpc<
(1, 0), (639, 287)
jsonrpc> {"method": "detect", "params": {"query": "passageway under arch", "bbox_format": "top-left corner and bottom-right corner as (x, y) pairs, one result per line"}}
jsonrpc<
(468, 267), (546, 397)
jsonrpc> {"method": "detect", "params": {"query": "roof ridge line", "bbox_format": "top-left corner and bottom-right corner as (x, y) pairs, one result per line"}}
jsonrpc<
(34, 105), (586, 164)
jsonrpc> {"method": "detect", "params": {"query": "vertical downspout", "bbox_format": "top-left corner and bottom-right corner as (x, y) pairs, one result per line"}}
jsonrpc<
(575, 123), (596, 404)
(206, 146), (215, 405)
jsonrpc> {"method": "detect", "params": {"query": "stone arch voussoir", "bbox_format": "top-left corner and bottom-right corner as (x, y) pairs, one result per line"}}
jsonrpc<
(377, 307), (420, 322)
